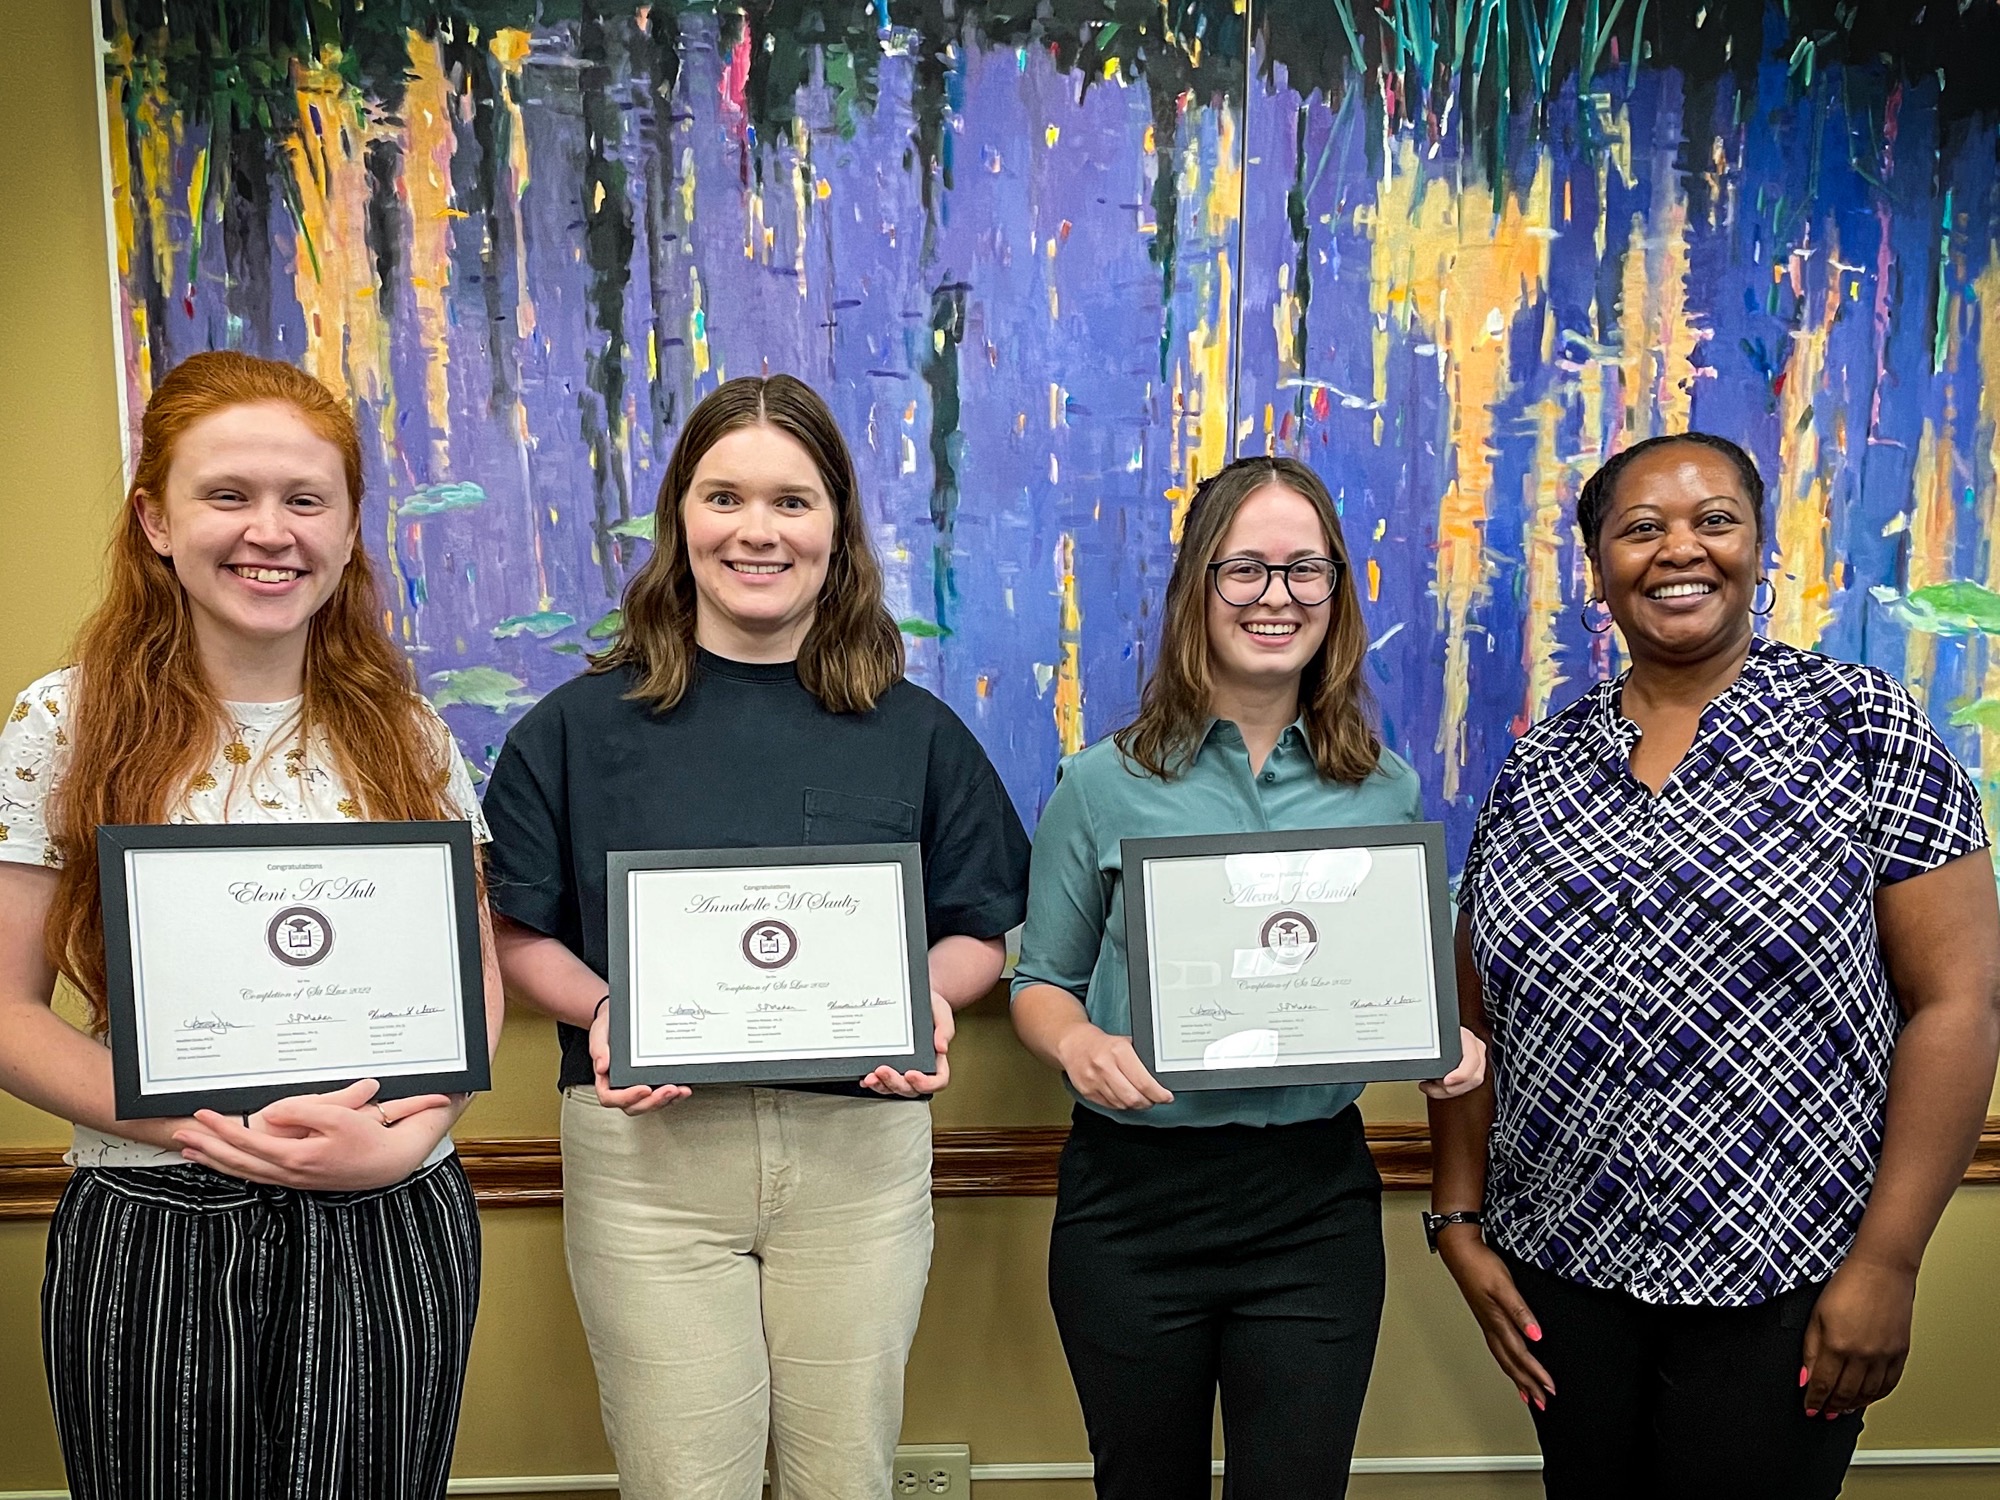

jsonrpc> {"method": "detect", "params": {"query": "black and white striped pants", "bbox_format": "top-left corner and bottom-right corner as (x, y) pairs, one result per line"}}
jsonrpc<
(42, 1155), (481, 1500)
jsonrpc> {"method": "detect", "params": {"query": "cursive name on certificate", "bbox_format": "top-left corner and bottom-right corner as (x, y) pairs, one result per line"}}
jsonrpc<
(229, 876), (380, 904)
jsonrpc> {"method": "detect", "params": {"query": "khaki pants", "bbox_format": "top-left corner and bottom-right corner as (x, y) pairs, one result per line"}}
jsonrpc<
(560, 1087), (933, 1500)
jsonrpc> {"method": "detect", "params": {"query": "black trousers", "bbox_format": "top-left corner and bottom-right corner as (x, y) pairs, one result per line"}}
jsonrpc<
(1048, 1104), (1385, 1500)
(43, 1157), (482, 1500)
(1507, 1256), (1864, 1499)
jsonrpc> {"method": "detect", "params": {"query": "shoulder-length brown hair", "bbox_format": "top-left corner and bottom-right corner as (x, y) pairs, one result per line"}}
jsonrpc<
(594, 374), (903, 714)
(1115, 455), (1381, 784)
(45, 350), (466, 1032)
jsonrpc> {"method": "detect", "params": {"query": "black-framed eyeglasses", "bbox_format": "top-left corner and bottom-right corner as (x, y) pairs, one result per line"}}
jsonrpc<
(1206, 555), (1344, 607)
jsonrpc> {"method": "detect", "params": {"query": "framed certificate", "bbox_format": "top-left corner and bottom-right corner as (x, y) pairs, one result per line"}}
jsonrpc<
(97, 821), (490, 1119)
(606, 843), (935, 1087)
(1123, 824), (1460, 1090)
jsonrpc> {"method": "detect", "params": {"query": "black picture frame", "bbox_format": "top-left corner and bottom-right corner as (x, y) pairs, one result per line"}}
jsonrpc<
(607, 842), (935, 1087)
(97, 820), (489, 1119)
(1121, 823), (1461, 1091)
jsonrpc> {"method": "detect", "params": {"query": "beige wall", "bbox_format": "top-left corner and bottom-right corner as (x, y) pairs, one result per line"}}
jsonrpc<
(1, 3), (1995, 1495)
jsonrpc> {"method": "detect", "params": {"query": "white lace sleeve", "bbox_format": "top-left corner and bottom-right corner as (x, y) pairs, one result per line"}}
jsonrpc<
(0, 670), (72, 868)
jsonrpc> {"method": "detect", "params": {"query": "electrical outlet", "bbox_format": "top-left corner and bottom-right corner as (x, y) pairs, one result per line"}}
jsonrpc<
(892, 1442), (971, 1496)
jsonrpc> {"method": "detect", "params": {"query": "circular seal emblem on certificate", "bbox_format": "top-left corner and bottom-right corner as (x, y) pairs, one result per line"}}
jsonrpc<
(741, 919), (799, 970)
(1259, 910), (1318, 956)
(266, 906), (335, 968)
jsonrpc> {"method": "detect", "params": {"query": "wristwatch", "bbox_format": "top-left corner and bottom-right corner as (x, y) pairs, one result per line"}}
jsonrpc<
(1421, 1209), (1485, 1253)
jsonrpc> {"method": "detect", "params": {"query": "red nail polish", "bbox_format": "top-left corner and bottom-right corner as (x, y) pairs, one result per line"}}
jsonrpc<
(1518, 1390), (1530, 1404)
(1799, 1366), (1811, 1388)
(1525, 1322), (1543, 1341)
(1805, 1408), (1818, 1417)
(1534, 1396), (1547, 1411)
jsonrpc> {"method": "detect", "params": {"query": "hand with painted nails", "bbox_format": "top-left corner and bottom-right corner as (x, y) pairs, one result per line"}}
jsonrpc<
(1800, 1257), (1915, 1420)
(1437, 1233), (1556, 1411)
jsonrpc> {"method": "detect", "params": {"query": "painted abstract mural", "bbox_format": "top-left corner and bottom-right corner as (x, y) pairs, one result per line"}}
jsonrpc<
(102, 0), (2000, 861)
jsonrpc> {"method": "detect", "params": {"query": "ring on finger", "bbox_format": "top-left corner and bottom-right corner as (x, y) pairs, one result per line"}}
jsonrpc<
(373, 1102), (392, 1128)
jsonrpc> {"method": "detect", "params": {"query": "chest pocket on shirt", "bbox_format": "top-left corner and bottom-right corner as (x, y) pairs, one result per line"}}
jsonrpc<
(802, 787), (918, 846)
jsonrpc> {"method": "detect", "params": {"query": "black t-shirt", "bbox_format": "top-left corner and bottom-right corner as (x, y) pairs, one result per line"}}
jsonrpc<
(481, 648), (1032, 1092)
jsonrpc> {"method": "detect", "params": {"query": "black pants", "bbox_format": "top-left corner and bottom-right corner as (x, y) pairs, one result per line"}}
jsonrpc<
(43, 1157), (482, 1500)
(1048, 1104), (1385, 1500)
(1507, 1256), (1864, 1499)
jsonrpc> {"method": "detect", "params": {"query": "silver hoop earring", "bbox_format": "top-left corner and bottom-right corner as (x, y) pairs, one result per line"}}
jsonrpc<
(1580, 598), (1615, 635)
(1751, 577), (1776, 617)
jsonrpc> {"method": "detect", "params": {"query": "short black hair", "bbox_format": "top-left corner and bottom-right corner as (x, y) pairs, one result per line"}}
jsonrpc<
(1575, 432), (1766, 553)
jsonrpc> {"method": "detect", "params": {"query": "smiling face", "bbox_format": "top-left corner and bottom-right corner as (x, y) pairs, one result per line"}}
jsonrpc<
(135, 400), (356, 680)
(680, 421), (837, 661)
(1203, 483), (1338, 702)
(1590, 441), (1760, 666)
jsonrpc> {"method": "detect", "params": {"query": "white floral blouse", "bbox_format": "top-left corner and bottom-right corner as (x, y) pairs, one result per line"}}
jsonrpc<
(0, 667), (489, 1168)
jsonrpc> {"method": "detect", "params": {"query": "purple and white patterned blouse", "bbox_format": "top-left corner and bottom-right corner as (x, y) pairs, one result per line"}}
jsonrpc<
(1459, 636), (1989, 1307)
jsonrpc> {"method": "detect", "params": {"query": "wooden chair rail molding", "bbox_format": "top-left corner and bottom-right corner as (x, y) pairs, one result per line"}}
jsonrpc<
(1, 1118), (1996, 1218)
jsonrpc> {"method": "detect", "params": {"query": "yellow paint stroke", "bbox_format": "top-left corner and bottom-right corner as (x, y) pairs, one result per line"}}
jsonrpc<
(1517, 395), (1568, 732)
(1902, 416), (1955, 702)
(1769, 224), (1845, 648)
(282, 49), (407, 625)
(1362, 142), (1552, 797)
(283, 51), (391, 406)
(689, 265), (712, 378)
(1054, 533), (1085, 755)
(489, 30), (537, 340)
(1590, 93), (1635, 265)
(489, 28), (550, 609)
(101, 50), (151, 406)
(185, 144), (210, 250)
(745, 180), (768, 262)
(1616, 159), (1700, 441)
(402, 31), (457, 477)
(133, 70), (181, 305)
(1165, 104), (1238, 538)
(1270, 261), (1301, 442)
(1972, 249), (2000, 831)
(792, 122), (810, 298)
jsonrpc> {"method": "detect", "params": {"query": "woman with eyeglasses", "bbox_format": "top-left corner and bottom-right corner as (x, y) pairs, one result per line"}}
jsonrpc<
(1010, 455), (1487, 1499)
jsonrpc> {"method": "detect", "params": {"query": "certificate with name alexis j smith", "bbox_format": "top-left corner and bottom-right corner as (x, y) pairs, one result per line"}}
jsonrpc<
(607, 843), (934, 1087)
(1122, 825), (1460, 1090)
(97, 821), (489, 1119)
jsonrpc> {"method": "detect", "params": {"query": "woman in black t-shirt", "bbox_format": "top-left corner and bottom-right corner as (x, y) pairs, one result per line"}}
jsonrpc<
(482, 374), (1029, 1500)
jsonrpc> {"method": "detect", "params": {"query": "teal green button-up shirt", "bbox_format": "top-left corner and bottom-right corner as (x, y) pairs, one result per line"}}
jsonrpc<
(1011, 718), (1424, 1128)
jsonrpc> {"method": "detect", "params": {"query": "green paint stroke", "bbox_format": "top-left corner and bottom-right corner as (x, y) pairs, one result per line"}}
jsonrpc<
(898, 617), (951, 639)
(430, 667), (537, 712)
(399, 482), (488, 518)
(1876, 580), (2000, 636)
(608, 513), (657, 540)
(491, 610), (577, 639)
(586, 608), (625, 640)
(1948, 698), (2000, 733)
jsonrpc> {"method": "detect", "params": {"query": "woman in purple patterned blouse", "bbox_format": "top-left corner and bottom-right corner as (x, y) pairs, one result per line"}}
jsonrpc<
(1427, 433), (2000, 1497)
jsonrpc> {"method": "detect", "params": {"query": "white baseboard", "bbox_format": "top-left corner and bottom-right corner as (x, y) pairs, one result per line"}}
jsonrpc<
(5, 1449), (1995, 1497)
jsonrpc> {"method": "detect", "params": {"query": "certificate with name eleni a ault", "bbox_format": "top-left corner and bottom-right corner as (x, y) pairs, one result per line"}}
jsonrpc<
(97, 821), (488, 1119)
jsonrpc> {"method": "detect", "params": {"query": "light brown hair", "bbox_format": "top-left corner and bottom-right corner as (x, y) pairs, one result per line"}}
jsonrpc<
(593, 374), (903, 713)
(45, 351), (466, 1032)
(1116, 455), (1381, 783)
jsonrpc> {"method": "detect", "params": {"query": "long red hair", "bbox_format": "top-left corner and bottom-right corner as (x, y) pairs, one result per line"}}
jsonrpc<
(46, 351), (462, 1031)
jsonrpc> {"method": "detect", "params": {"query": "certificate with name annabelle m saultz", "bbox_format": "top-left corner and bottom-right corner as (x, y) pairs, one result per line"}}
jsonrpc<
(607, 843), (934, 1087)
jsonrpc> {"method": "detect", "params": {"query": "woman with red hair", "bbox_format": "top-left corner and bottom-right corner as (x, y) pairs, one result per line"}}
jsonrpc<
(0, 351), (503, 1500)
